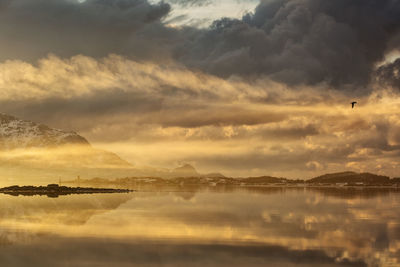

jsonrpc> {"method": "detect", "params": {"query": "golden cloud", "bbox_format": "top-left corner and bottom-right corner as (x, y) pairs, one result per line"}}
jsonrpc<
(0, 55), (399, 178)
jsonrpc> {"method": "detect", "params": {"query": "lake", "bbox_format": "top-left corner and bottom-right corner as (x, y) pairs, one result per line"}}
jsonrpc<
(0, 186), (399, 266)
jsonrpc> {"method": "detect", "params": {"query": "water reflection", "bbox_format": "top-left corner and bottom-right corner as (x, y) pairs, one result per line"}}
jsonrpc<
(0, 186), (399, 266)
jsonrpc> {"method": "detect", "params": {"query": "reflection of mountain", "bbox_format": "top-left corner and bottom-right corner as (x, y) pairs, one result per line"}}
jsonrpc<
(0, 193), (133, 226)
(173, 190), (197, 201)
(0, 193), (133, 249)
(308, 187), (400, 199)
(219, 186), (400, 200)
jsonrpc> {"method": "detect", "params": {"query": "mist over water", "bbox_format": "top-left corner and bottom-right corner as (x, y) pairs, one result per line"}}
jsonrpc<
(0, 186), (399, 266)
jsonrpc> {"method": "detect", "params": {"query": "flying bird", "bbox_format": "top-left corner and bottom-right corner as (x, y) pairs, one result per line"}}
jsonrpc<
(351, 101), (357, 108)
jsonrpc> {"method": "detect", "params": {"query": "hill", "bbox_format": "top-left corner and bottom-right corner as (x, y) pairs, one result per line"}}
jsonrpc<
(308, 172), (391, 184)
(171, 164), (199, 177)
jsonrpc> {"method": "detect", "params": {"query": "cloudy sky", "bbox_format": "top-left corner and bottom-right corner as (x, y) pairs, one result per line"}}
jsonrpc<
(1, 0), (400, 178)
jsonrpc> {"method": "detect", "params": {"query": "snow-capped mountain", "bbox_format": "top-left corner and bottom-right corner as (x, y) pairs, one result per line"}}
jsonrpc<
(0, 113), (133, 183)
(0, 113), (89, 149)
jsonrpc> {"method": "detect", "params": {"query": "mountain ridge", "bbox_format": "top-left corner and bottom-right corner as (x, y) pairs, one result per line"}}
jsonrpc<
(67, 170), (400, 187)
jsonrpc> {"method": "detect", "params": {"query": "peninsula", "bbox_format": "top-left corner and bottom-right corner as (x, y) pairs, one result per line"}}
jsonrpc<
(0, 184), (133, 198)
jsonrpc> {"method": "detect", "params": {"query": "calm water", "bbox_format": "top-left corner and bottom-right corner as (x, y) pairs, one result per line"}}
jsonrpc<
(0, 186), (399, 267)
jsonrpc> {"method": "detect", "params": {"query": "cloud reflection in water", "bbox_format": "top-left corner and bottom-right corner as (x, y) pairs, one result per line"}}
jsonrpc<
(0, 187), (398, 266)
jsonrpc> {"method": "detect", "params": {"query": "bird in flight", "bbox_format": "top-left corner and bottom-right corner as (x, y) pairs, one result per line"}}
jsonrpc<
(351, 101), (357, 108)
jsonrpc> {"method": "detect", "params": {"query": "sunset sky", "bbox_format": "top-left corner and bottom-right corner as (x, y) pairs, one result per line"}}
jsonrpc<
(1, 0), (400, 178)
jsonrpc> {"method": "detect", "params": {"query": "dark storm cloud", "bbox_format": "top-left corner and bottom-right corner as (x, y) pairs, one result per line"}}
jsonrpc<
(175, 0), (400, 88)
(0, 0), (172, 61)
(1, 0), (400, 88)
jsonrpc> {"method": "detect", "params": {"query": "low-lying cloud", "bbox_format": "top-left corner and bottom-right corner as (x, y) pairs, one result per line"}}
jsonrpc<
(0, 55), (399, 178)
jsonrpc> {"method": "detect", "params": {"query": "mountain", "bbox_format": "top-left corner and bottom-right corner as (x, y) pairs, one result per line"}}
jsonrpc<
(0, 115), (226, 182)
(308, 172), (391, 184)
(0, 113), (89, 149)
(169, 164), (226, 178)
(0, 113), (133, 182)
(203, 172), (226, 178)
(171, 164), (199, 177)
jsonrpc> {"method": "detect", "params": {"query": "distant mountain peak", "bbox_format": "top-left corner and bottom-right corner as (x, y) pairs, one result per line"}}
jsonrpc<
(171, 164), (199, 177)
(169, 164), (226, 178)
(174, 164), (197, 172)
(0, 113), (89, 149)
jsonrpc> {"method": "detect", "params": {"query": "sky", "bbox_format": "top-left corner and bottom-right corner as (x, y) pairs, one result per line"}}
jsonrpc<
(1, 0), (400, 178)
